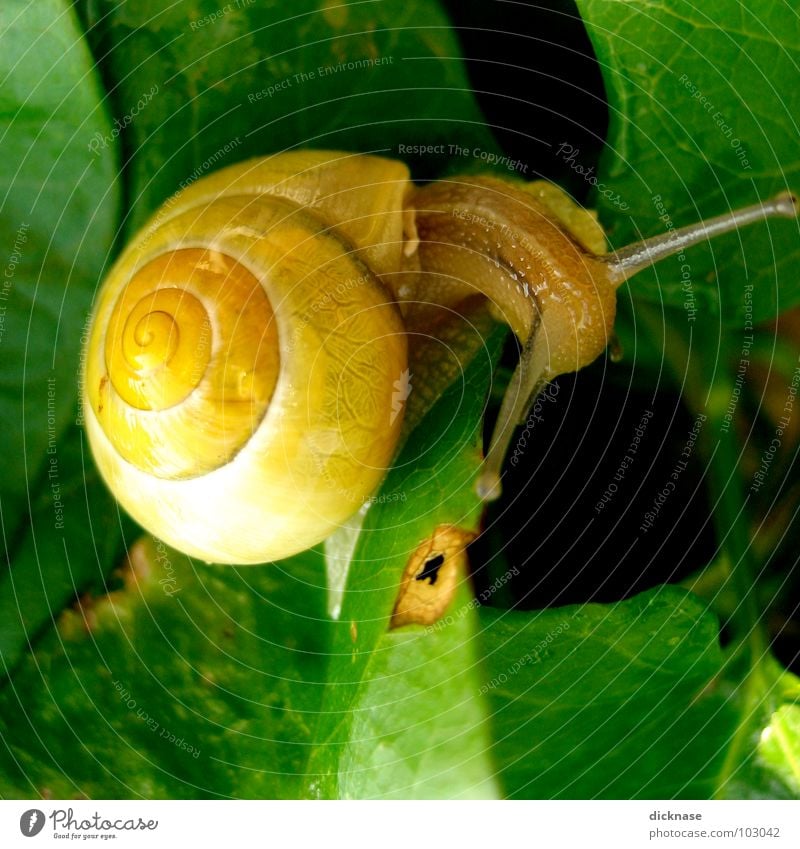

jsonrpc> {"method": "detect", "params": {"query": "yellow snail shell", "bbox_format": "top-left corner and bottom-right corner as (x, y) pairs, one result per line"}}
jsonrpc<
(85, 152), (410, 564)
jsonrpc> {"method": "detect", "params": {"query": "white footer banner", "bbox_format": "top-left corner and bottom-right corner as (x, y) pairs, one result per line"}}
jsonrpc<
(1, 800), (797, 848)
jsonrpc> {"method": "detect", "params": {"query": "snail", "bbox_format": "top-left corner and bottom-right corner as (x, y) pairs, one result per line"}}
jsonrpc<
(82, 149), (798, 564)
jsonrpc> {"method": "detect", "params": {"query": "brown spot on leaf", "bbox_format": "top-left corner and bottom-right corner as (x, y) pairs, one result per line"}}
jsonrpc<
(67, 593), (99, 634)
(321, 0), (348, 28)
(390, 524), (475, 629)
(57, 537), (154, 639)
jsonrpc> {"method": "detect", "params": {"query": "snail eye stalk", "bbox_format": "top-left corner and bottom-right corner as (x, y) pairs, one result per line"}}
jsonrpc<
(476, 191), (799, 503)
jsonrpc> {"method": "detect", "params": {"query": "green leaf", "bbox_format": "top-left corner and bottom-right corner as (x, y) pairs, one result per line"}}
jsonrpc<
(306, 323), (506, 797)
(0, 322), (504, 798)
(333, 584), (499, 799)
(0, 426), (136, 682)
(0, 0), (120, 548)
(719, 660), (800, 799)
(758, 704), (800, 797)
(576, 0), (800, 325)
(78, 0), (497, 229)
(478, 587), (738, 798)
(0, 538), (331, 798)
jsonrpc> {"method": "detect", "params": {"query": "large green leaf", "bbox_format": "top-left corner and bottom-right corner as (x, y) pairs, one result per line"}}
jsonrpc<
(0, 0), (119, 550)
(331, 586), (499, 799)
(0, 425), (135, 682)
(78, 0), (498, 229)
(0, 539), (331, 798)
(0, 322), (504, 798)
(576, 0), (800, 325)
(305, 324), (505, 797)
(479, 587), (738, 798)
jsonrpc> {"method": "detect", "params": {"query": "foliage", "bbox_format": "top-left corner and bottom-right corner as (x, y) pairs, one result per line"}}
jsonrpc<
(0, 0), (798, 799)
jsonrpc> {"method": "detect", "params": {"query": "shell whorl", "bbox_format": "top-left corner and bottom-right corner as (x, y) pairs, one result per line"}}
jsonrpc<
(92, 247), (280, 479)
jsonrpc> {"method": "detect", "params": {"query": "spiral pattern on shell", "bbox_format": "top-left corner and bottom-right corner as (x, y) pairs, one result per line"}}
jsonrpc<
(96, 247), (280, 478)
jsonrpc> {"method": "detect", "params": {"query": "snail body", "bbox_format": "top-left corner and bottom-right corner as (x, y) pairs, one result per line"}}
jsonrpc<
(83, 150), (797, 563)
